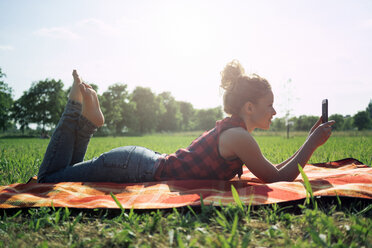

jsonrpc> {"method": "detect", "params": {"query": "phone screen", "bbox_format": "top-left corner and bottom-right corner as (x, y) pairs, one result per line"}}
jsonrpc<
(322, 99), (328, 123)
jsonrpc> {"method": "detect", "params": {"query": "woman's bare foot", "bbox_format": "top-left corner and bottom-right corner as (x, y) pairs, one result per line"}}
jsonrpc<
(79, 83), (105, 127)
(69, 70), (83, 104)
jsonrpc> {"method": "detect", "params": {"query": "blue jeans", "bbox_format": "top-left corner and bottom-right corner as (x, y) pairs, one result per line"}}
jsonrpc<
(37, 100), (161, 183)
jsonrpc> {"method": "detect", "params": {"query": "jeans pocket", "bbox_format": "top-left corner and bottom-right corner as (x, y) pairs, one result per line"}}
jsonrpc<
(101, 146), (135, 169)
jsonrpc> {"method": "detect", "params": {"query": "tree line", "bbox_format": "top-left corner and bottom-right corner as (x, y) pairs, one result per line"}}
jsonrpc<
(0, 68), (223, 135)
(0, 67), (371, 136)
(270, 110), (372, 132)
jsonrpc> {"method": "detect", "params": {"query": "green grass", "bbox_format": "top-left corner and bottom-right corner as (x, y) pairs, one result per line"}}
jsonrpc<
(0, 133), (371, 247)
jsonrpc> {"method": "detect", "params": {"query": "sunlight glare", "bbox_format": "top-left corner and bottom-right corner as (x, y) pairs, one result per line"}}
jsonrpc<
(159, 9), (216, 58)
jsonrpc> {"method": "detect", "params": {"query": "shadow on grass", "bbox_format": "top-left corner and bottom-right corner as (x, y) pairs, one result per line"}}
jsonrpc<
(1, 196), (371, 219)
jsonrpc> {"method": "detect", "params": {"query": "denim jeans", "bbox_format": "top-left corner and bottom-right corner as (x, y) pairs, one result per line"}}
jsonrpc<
(37, 100), (161, 183)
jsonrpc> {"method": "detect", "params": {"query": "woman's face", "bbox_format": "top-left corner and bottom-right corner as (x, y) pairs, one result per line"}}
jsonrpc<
(250, 91), (277, 130)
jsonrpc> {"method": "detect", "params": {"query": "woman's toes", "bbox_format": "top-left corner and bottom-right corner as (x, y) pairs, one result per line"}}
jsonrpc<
(79, 84), (104, 127)
(68, 70), (83, 103)
(72, 70), (81, 83)
(82, 82), (93, 89)
(79, 83), (88, 96)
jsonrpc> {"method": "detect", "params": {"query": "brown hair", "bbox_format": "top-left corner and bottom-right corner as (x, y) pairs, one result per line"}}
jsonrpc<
(220, 60), (271, 115)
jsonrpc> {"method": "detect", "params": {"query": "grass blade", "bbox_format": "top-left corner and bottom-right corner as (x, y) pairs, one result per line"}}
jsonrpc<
(356, 204), (372, 216)
(298, 163), (315, 207)
(187, 205), (198, 218)
(110, 192), (124, 211)
(231, 184), (244, 212)
(228, 213), (238, 244)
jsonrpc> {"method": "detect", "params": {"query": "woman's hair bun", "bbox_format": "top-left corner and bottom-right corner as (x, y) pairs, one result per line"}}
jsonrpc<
(220, 60), (245, 91)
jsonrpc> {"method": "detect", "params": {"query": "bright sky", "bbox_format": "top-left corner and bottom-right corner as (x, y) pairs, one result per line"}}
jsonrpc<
(1, 0), (371, 118)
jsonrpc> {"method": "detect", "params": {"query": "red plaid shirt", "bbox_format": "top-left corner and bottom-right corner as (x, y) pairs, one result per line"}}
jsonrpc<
(154, 115), (246, 181)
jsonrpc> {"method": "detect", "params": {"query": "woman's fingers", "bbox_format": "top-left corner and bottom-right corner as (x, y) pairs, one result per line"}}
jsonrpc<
(322, 120), (335, 140)
(326, 120), (336, 126)
(317, 116), (323, 124)
(321, 120), (336, 129)
(309, 119), (336, 147)
(314, 117), (322, 129)
(309, 117), (323, 135)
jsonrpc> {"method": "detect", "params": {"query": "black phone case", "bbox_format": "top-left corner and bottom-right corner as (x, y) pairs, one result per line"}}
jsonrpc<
(322, 99), (328, 123)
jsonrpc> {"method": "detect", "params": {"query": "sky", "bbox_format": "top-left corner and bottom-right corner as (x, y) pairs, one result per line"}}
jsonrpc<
(0, 0), (371, 118)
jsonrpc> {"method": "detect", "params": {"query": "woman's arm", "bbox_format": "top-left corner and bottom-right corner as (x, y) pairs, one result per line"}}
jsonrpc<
(275, 146), (302, 170)
(220, 120), (334, 183)
(275, 117), (323, 170)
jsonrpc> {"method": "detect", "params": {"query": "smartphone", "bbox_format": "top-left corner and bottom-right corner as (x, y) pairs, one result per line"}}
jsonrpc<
(322, 99), (328, 123)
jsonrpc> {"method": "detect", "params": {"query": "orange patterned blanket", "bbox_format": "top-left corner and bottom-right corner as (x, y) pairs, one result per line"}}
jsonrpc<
(0, 158), (371, 209)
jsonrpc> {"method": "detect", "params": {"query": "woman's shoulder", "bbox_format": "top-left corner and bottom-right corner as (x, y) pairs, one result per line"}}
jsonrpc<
(221, 126), (258, 152)
(221, 126), (252, 140)
(219, 127), (256, 159)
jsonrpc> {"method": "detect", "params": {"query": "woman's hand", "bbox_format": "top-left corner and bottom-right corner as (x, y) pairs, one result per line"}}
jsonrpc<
(308, 117), (322, 137)
(308, 120), (335, 148)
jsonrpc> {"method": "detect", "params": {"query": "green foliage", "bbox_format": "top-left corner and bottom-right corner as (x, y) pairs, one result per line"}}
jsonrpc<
(271, 117), (286, 131)
(329, 114), (344, 131)
(271, 112), (370, 132)
(100, 83), (134, 135)
(131, 86), (160, 133)
(342, 115), (354, 131)
(367, 99), (372, 119)
(298, 163), (317, 208)
(0, 68), (14, 132)
(178, 101), (195, 131)
(2, 71), (371, 135)
(1, 134), (371, 185)
(194, 107), (223, 131)
(353, 111), (371, 130)
(157, 91), (182, 132)
(292, 115), (319, 131)
(231, 185), (244, 213)
(11, 94), (32, 133)
(12, 79), (66, 132)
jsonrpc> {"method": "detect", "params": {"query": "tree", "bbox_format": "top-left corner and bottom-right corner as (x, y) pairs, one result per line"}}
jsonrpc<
(178, 101), (195, 131)
(131, 87), (160, 133)
(341, 115), (353, 130)
(271, 117), (286, 131)
(194, 107), (223, 131)
(12, 94), (31, 133)
(157, 92), (182, 132)
(0, 68), (14, 131)
(100, 83), (134, 135)
(293, 115), (318, 131)
(353, 111), (371, 130)
(329, 114), (344, 131)
(366, 99), (372, 119)
(12, 79), (66, 132)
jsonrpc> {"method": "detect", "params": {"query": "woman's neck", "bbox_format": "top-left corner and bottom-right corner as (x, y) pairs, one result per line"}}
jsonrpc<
(238, 114), (255, 133)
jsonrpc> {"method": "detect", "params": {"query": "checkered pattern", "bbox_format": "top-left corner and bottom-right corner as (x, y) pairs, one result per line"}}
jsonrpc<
(154, 115), (247, 180)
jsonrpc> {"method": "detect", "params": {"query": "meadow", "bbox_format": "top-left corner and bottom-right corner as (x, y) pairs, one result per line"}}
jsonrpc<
(0, 132), (371, 247)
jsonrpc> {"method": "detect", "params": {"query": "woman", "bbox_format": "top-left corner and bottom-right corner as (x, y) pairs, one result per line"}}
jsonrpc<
(37, 60), (334, 184)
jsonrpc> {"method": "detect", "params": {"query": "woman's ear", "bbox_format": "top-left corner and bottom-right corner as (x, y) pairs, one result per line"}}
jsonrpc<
(242, 101), (254, 115)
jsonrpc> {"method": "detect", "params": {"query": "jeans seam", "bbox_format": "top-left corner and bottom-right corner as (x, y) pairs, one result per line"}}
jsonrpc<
(125, 146), (136, 169)
(135, 147), (144, 182)
(38, 129), (61, 183)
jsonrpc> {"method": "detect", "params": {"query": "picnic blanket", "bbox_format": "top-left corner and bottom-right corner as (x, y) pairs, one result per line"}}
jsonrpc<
(0, 158), (371, 209)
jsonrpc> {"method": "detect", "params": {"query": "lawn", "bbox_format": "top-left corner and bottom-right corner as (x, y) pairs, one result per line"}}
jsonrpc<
(0, 133), (371, 247)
